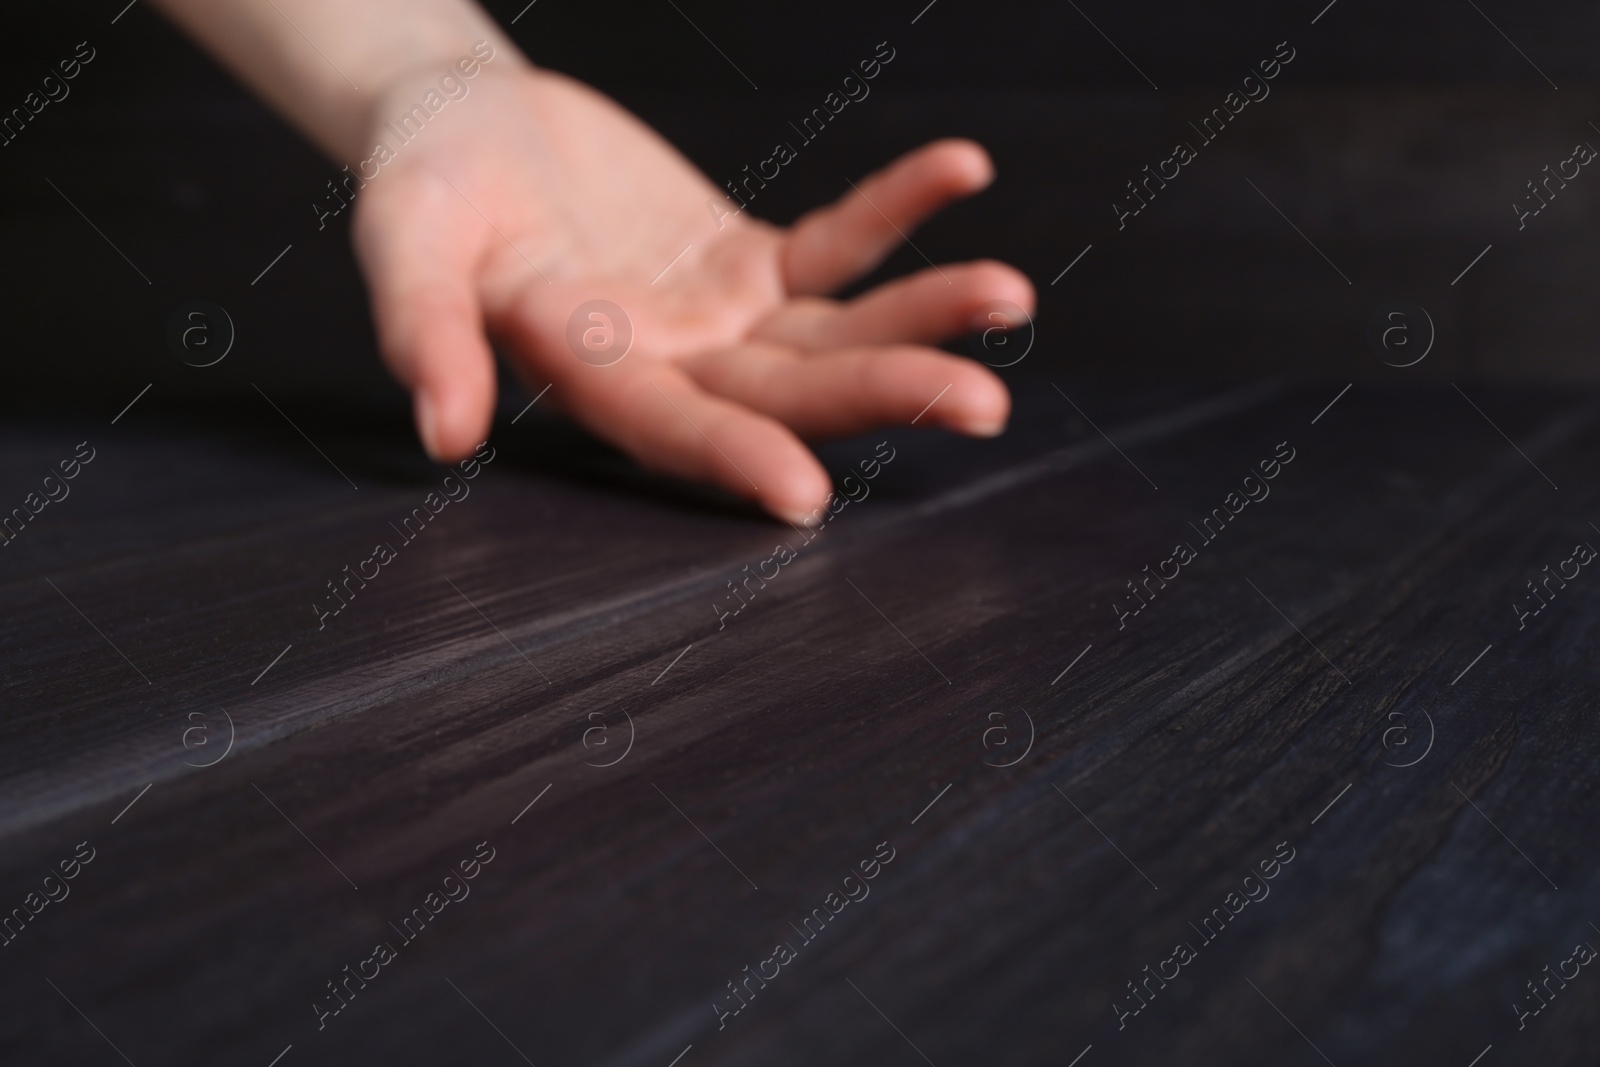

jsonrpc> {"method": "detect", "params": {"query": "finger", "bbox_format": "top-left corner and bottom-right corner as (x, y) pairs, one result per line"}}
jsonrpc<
(352, 191), (496, 462)
(782, 138), (995, 297)
(544, 354), (833, 524)
(683, 343), (1010, 439)
(758, 260), (1035, 349)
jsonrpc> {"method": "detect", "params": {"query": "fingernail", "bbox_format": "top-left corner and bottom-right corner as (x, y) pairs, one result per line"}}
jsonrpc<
(415, 390), (442, 460)
(969, 418), (1006, 438)
(970, 308), (1018, 333)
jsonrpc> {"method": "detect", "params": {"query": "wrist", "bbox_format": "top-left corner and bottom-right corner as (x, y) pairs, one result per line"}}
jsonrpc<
(348, 38), (528, 165)
(151, 0), (528, 164)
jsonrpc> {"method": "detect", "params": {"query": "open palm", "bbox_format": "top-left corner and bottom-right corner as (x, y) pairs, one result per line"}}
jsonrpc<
(352, 66), (1033, 523)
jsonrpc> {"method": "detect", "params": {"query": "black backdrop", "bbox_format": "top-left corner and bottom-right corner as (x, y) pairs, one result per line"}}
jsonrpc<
(3, 0), (1599, 418)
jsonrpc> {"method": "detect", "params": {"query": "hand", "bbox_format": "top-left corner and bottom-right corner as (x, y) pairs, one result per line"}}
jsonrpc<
(351, 65), (1033, 523)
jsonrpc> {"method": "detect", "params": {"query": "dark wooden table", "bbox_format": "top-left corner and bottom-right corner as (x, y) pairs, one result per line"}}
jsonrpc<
(3, 373), (1598, 1065)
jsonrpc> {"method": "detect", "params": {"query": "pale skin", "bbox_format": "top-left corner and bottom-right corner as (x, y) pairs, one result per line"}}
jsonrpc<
(152, 0), (1034, 523)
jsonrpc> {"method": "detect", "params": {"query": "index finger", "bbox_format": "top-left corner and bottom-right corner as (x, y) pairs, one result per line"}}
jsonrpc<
(781, 138), (995, 297)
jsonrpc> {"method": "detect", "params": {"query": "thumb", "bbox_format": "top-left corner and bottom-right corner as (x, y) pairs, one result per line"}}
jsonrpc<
(353, 197), (496, 461)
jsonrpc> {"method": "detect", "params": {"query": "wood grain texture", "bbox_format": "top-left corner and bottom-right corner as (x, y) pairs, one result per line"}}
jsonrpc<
(2, 375), (1597, 1066)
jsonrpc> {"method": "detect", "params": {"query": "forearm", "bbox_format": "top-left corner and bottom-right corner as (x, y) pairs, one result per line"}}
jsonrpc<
(149, 0), (525, 162)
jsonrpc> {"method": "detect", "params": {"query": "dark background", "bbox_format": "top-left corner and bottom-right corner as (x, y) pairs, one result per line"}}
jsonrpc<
(2, 0), (1598, 421)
